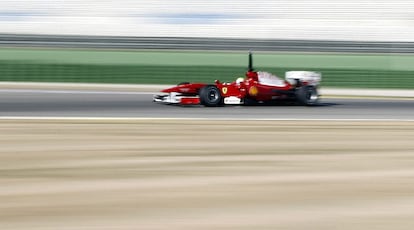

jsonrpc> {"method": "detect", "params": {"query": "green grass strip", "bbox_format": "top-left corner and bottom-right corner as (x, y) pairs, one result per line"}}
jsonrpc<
(0, 48), (413, 89)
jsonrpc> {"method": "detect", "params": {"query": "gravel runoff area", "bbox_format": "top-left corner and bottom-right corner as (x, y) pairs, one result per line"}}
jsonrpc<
(1, 119), (414, 230)
(0, 82), (414, 98)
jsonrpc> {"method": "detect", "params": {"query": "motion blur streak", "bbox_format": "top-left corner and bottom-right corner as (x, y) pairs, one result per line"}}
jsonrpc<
(0, 0), (413, 41)
(1, 120), (414, 230)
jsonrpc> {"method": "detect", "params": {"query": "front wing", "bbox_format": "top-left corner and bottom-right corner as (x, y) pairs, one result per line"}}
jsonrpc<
(153, 93), (242, 105)
(153, 93), (200, 105)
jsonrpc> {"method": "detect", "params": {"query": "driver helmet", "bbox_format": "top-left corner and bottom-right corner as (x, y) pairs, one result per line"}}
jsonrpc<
(236, 77), (244, 84)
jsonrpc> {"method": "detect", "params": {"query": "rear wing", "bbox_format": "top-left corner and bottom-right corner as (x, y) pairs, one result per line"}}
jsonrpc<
(285, 71), (322, 86)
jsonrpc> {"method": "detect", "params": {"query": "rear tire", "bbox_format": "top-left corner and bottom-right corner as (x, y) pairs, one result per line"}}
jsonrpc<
(296, 85), (319, 106)
(199, 85), (223, 107)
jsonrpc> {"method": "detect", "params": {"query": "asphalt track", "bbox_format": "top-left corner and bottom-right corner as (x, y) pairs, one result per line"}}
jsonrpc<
(0, 89), (413, 120)
(2, 88), (414, 230)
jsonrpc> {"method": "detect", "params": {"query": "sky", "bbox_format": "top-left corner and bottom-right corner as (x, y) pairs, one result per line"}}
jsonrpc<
(0, 0), (412, 41)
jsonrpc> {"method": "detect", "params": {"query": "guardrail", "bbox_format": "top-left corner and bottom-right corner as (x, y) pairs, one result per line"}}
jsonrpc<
(1, 34), (414, 53)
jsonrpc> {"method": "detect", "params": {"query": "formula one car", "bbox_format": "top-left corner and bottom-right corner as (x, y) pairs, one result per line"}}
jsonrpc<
(153, 52), (321, 106)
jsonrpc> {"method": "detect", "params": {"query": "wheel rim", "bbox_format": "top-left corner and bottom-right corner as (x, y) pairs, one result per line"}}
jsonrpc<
(208, 89), (219, 102)
(306, 88), (318, 102)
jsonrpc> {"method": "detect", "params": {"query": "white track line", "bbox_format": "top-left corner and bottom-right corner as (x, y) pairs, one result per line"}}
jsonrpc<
(0, 117), (413, 122)
(1, 89), (413, 103)
(0, 89), (154, 95)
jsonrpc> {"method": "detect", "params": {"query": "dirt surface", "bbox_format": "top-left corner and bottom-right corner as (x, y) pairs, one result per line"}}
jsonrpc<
(1, 119), (414, 230)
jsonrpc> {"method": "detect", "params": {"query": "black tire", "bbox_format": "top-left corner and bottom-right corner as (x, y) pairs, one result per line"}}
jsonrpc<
(296, 85), (319, 106)
(199, 85), (223, 107)
(243, 97), (257, 106)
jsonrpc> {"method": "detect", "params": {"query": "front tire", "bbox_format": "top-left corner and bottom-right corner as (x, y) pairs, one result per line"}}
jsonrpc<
(199, 85), (223, 107)
(296, 85), (319, 106)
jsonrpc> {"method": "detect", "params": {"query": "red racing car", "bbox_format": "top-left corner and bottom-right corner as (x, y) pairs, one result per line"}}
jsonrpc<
(153, 52), (321, 106)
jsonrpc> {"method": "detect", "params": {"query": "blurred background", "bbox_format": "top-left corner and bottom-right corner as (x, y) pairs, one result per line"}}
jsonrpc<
(2, 2), (414, 229)
(0, 0), (414, 88)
